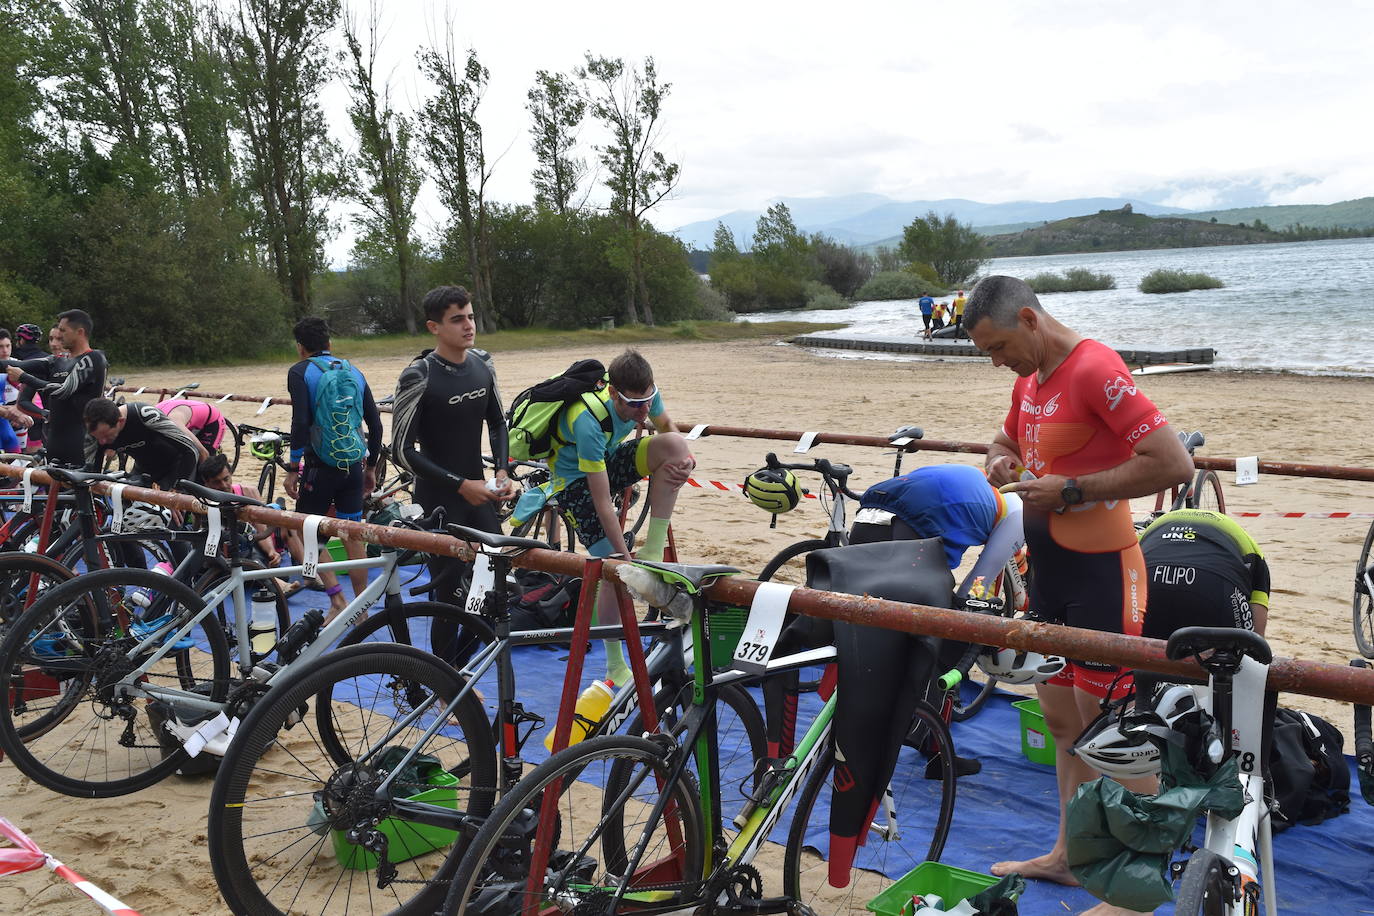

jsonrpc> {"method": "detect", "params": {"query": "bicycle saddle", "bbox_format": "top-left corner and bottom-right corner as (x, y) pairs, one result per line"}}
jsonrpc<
(176, 478), (266, 509)
(447, 523), (551, 553)
(632, 559), (740, 590)
(1166, 626), (1272, 666)
(46, 467), (129, 487)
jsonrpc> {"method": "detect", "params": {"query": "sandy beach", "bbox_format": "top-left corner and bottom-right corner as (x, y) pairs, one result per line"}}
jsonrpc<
(4, 336), (1372, 914)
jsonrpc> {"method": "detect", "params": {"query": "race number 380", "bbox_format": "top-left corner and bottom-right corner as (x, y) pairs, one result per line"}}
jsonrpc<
(731, 582), (794, 674)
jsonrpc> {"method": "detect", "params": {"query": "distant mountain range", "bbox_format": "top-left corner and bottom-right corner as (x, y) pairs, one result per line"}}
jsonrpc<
(671, 194), (1189, 250)
(673, 193), (1374, 252)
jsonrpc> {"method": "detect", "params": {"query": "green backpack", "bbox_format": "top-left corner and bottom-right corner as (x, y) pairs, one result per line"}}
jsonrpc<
(506, 358), (613, 462)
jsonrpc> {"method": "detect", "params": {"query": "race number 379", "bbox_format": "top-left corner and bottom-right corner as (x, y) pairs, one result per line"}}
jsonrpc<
(731, 582), (794, 674)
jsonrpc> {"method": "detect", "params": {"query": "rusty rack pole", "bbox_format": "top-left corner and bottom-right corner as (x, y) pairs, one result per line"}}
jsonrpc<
(5, 462), (1374, 706)
(110, 384), (1372, 482)
(671, 423), (1374, 483)
(112, 386), (394, 414)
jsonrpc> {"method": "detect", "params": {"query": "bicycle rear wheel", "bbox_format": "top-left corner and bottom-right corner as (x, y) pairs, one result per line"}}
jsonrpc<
(783, 701), (957, 915)
(1174, 847), (1232, 915)
(1354, 521), (1374, 658)
(443, 735), (705, 914)
(209, 642), (497, 916)
(0, 567), (230, 796)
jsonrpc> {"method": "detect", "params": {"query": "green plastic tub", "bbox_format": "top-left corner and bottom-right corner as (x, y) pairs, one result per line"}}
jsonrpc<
(867, 861), (1002, 915)
(325, 537), (349, 563)
(1012, 697), (1056, 765)
(331, 769), (460, 869)
(709, 606), (748, 668)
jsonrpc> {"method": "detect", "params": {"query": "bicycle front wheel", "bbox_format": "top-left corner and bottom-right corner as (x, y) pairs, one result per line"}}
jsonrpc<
(1354, 521), (1374, 658)
(0, 567), (230, 796)
(0, 552), (86, 740)
(1174, 847), (1232, 915)
(783, 701), (957, 915)
(1189, 469), (1225, 513)
(443, 735), (706, 915)
(760, 538), (833, 587)
(209, 642), (498, 916)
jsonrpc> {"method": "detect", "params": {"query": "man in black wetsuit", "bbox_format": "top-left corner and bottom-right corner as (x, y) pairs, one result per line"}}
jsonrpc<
(83, 398), (207, 491)
(1, 309), (107, 467)
(391, 285), (512, 600)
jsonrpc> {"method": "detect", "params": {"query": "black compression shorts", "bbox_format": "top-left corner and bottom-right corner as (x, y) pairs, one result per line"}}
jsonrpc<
(295, 459), (364, 521)
(1032, 541), (1146, 700)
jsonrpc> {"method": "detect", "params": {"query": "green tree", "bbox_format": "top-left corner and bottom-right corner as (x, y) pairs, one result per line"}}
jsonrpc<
(420, 40), (496, 332)
(218, 0), (342, 317)
(899, 210), (988, 284)
(526, 69), (585, 215)
(342, 4), (421, 333)
(579, 53), (679, 325)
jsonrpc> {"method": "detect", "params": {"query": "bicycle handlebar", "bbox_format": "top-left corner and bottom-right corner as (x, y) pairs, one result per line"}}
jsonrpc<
(1178, 429), (1205, 454)
(938, 595), (1008, 689)
(763, 451), (862, 497)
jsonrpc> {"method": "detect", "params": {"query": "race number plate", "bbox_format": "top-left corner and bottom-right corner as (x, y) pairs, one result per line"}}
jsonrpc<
(466, 554), (495, 615)
(731, 582), (794, 674)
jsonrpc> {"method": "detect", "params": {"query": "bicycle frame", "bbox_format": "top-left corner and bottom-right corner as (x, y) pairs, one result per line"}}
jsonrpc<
(116, 550), (402, 716)
(1194, 654), (1277, 916)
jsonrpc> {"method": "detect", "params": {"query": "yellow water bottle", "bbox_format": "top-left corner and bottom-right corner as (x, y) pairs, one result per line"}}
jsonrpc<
(545, 679), (615, 751)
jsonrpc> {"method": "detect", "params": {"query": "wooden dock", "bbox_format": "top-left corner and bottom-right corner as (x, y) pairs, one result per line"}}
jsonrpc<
(790, 335), (1216, 369)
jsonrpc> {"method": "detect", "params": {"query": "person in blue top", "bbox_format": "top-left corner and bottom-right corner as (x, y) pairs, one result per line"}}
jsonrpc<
(284, 317), (384, 619)
(514, 348), (695, 685)
(917, 292), (935, 339)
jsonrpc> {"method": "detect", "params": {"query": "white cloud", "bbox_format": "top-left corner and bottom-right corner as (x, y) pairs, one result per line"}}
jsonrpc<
(325, 0), (1374, 263)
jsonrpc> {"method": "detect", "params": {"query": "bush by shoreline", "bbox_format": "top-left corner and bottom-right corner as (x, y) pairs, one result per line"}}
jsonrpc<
(1138, 269), (1224, 293)
(1024, 268), (1116, 293)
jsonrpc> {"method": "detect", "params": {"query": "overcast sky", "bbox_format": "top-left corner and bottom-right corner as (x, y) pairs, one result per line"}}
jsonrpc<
(324, 0), (1374, 263)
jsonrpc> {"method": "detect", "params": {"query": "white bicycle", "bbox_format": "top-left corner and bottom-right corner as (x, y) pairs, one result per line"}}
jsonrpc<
(1165, 626), (1277, 916)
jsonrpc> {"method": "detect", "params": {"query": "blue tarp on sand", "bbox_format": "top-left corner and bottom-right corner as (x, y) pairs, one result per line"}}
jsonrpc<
(279, 572), (1374, 915)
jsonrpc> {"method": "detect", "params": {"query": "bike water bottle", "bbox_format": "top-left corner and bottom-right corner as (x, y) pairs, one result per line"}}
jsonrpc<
(249, 589), (278, 657)
(545, 679), (614, 751)
(130, 562), (172, 608)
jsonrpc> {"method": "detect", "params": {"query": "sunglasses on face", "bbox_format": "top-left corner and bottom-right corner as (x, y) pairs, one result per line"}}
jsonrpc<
(616, 387), (657, 408)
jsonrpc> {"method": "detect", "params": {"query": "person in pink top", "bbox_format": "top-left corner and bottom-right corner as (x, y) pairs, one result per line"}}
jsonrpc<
(155, 398), (228, 453)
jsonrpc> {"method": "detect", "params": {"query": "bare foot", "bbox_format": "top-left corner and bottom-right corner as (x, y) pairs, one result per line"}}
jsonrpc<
(1080, 903), (1153, 915)
(990, 852), (1080, 885)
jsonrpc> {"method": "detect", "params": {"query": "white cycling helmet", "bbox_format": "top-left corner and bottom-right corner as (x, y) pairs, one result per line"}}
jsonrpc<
(122, 501), (172, 532)
(1073, 685), (1203, 780)
(976, 647), (1066, 685)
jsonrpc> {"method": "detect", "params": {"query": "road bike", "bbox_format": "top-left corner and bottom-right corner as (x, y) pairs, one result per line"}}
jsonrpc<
(0, 476), (474, 797)
(206, 525), (766, 916)
(441, 547), (970, 915)
(754, 425), (924, 585)
(1148, 429), (1226, 520)
(1166, 626), (1277, 916)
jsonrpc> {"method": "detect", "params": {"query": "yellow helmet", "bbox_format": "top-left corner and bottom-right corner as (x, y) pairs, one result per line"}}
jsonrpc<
(743, 468), (801, 514)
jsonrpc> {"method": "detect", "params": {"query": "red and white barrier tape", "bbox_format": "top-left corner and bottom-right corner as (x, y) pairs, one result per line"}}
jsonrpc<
(684, 478), (1372, 517)
(685, 477), (819, 499)
(1232, 511), (1374, 519)
(0, 818), (142, 916)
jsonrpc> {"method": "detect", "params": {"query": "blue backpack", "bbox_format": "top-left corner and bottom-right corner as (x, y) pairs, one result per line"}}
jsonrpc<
(308, 357), (366, 468)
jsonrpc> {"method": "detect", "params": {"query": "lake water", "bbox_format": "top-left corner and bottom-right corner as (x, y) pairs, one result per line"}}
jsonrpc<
(740, 237), (1374, 375)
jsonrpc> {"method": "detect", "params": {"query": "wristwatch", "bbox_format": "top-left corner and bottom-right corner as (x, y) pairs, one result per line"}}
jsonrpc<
(1060, 478), (1084, 506)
